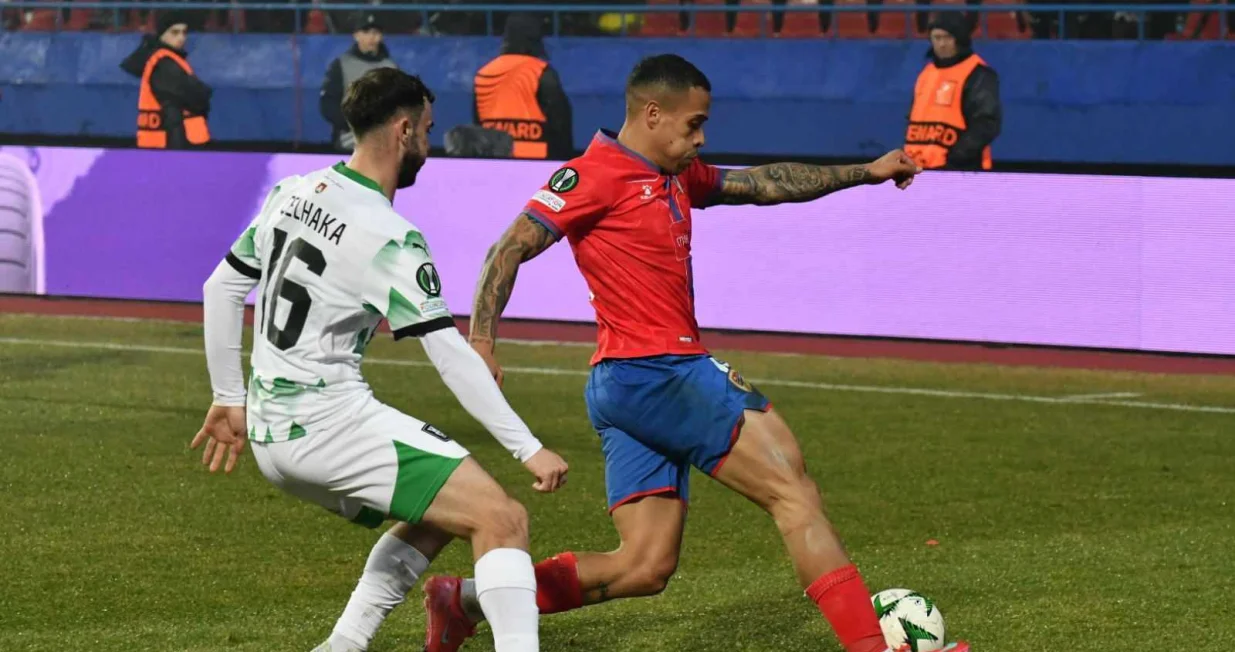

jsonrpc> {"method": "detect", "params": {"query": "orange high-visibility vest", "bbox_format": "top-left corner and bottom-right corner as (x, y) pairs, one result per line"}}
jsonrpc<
(137, 49), (211, 149)
(474, 54), (549, 160)
(905, 55), (991, 171)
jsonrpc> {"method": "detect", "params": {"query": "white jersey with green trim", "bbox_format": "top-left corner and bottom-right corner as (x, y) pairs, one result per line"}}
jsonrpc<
(224, 163), (452, 442)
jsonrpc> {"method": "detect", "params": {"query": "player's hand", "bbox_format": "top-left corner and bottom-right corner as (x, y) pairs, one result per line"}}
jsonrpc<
(190, 404), (248, 474)
(866, 149), (922, 190)
(523, 448), (569, 493)
(470, 340), (505, 387)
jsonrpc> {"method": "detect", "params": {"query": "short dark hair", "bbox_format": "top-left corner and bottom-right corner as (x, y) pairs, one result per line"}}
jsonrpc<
(626, 54), (711, 99)
(341, 68), (435, 140)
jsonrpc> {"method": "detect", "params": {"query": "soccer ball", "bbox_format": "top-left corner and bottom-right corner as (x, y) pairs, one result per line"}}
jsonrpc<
(871, 588), (947, 652)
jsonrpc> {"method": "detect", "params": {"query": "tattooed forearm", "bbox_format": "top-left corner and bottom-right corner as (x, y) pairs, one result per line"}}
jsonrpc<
(715, 163), (872, 206)
(469, 214), (557, 346)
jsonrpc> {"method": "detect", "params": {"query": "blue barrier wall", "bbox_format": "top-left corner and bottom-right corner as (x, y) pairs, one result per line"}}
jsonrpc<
(2, 33), (1233, 164)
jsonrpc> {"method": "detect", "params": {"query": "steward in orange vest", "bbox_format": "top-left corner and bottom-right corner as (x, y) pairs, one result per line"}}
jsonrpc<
(905, 13), (1001, 171)
(120, 12), (212, 150)
(473, 13), (573, 160)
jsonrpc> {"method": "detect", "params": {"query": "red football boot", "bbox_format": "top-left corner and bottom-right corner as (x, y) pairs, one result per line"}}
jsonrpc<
(422, 576), (477, 652)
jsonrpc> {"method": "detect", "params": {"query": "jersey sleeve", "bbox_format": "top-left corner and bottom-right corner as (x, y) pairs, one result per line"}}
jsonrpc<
(224, 176), (299, 280)
(361, 229), (455, 340)
(521, 163), (611, 240)
(224, 221), (262, 281)
(679, 157), (726, 209)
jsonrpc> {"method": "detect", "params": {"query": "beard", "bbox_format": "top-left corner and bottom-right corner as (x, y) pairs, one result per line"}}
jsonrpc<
(396, 149), (426, 189)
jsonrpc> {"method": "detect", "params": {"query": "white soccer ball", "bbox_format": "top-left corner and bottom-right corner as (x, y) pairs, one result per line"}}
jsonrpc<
(871, 588), (947, 652)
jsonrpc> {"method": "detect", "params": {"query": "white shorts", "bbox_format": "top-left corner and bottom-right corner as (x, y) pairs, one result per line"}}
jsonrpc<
(250, 392), (469, 527)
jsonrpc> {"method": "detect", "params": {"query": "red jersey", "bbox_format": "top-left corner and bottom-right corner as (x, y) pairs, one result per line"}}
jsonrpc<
(522, 130), (725, 365)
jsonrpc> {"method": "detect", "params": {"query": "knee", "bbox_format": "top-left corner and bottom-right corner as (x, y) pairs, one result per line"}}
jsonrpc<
(767, 473), (826, 535)
(478, 496), (528, 543)
(621, 551), (679, 596)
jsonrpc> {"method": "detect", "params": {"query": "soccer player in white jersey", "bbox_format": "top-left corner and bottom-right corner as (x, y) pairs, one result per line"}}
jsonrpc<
(190, 68), (568, 652)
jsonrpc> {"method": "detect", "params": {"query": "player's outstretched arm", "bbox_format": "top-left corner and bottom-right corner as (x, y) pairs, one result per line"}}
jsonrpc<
(469, 214), (558, 360)
(192, 258), (259, 473)
(712, 149), (922, 207)
(420, 327), (569, 492)
(202, 258), (258, 406)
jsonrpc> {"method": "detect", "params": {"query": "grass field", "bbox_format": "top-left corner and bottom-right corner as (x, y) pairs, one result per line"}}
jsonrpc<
(2, 313), (1234, 651)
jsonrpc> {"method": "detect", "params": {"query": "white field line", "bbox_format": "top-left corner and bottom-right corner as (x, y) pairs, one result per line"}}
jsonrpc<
(1058, 392), (1143, 402)
(1, 336), (1233, 415)
(0, 312), (600, 347)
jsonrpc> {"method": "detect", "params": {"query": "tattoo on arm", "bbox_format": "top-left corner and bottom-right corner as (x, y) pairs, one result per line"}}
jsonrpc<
(469, 214), (557, 346)
(584, 582), (611, 604)
(714, 163), (872, 206)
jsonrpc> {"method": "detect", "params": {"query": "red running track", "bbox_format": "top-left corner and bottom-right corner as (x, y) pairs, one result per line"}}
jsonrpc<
(2, 295), (1233, 376)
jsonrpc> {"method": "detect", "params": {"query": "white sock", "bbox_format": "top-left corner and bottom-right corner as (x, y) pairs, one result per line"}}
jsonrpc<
(474, 548), (539, 652)
(330, 532), (431, 650)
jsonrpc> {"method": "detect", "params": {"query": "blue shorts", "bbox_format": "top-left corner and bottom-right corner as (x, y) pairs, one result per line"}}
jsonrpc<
(585, 354), (771, 512)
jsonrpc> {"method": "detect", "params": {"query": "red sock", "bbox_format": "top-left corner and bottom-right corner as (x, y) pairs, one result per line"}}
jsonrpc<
(806, 564), (887, 652)
(533, 552), (584, 614)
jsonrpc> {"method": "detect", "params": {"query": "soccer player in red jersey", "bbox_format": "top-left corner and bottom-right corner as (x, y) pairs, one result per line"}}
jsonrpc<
(424, 54), (968, 652)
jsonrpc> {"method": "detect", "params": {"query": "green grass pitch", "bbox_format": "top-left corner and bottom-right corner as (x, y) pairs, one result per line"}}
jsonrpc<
(2, 314), (1233, 651)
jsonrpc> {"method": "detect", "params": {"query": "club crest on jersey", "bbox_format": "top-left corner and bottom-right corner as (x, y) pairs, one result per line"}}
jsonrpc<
(728, 368), (753, 393)
(416, 263), (442, 297)
(315, 182), (327, 194)
(711, 358), (753, 392)
(548, 167), (579, 193)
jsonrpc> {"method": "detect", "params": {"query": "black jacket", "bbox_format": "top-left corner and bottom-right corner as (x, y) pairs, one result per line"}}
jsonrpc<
(914, 50), (1002, 170)
(319, 43), (394, 142)
(120, 36), (213, 149)
(474, 14), (574, 161)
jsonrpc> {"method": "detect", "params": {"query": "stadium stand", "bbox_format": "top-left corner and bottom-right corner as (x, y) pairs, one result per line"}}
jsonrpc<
(3, 0), (1229, 40)
(833, 0), (874, 37)
(979, 0), (1030, 39)
(732, 0), (774, 37)
(1, 1), (1233, 166)
(690, 0), (729, 36)
(3, 29), (1231, 165)
(639, 0), (682, 36)
(1166, 0), (1226, 39)
(304, 7), (328, 34)
(779, 0), (825, 37)
(875, 0), (923, 38)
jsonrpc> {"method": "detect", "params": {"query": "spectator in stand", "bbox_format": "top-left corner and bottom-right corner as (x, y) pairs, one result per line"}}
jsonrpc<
(319, 12), (399, 152)
(904, 13), (1001, 170)
(473, 13), (573, 160)
(120, 12), (212, 150)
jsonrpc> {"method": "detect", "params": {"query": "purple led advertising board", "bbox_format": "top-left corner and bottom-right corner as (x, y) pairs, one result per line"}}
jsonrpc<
(1, 145), (1232, 355)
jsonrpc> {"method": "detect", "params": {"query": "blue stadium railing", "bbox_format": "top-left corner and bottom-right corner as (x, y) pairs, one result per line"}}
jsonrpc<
(1, 1), (1229, 40)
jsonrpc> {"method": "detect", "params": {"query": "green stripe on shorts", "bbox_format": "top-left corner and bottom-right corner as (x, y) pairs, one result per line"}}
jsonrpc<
(351, 506), (385, 529)
(389, 441), (464, 524)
